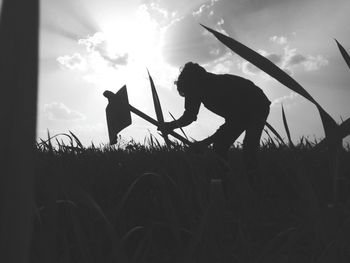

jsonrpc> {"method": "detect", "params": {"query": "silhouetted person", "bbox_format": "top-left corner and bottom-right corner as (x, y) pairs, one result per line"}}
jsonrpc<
(158, 62), (271, 172)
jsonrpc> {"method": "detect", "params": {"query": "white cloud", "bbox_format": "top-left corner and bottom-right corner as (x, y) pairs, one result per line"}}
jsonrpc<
(209, 58), (234, 74)
(271, 92), (299, 107)
(270, 35), (288, 45)
(44, 102), (86, 121)
(78, 32), (105, 52)
(78, 33), (129, 67)
(302, 54), (329, 71)
(192, 0), (220, 17)
(57, 53), (87, 70)
(240, 37), (328, 77)
(283, 46), (328, 71)
(192, 0), (227, 35)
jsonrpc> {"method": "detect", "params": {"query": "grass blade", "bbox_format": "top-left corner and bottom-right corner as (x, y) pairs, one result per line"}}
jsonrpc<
(147, 69), (164, 123)
(315, 117), (350, 150)
(265, 121), (285, 146)
(335, 39), (350, 70)
(69, 130), (84, 149)
(147, 69), (172, 147)
(263, 128), (277, 148)
(281, 104), (294, 148)
(169, 111), (189, 141)
(201, 24), (337, 139)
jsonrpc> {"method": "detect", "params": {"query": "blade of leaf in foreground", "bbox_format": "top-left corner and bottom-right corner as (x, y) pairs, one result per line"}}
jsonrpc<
(147, 69), (164, 123)
(281, 104), (294, 148)
(147, 69), (171, 146)
(201, 24), (337, 138)
(69, 130), (84, 149)
(335, 39), (350, 70)
(265, 121), (285, 146)
(315, 117), (350, 150)
(169, 111), (189, 141)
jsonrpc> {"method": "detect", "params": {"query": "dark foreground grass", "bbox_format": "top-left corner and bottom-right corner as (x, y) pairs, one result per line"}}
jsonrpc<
(31, 139), (350, 263)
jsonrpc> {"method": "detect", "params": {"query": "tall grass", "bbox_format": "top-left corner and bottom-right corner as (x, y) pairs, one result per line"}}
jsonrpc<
(31, 133), (350, 263)
(147, 69), (172, 147)
(29, 27), (350, 263)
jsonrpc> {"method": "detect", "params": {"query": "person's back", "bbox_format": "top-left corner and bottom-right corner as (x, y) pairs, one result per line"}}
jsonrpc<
(195, 73), (270, 122)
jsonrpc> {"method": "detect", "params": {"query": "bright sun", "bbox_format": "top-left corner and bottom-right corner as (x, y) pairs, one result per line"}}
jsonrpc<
(86, 7), (176, 112)
(101, 7), (163, 66)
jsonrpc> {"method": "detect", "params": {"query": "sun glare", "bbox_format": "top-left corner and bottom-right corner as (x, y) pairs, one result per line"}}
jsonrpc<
(74, 6), (179, 117)
(101, 7), (163, 66)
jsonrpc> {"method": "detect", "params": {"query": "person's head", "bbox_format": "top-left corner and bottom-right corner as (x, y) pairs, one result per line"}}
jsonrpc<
(175, 62), (207, 97)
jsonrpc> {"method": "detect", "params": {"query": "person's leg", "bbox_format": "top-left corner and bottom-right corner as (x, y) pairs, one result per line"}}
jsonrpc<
(243, 107), (270, 172)
(212, 122), (245, 161)
(242, 107), (269, 192)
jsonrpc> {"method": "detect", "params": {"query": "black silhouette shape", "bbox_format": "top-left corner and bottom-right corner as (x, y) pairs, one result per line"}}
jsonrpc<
(103, 86), (190, 145)
(158, 62), (271, 171)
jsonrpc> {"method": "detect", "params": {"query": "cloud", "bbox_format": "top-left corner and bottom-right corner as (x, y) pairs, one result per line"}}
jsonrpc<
(192, 0), (220, 18)
(78, 33), (129, 67)
(192, 0), (226, 35)
(100, 53), (129, 66)
(161, 0), (229, 67)
(302, 55), (329, 71)
(270, 35), (288, 45)
(240, 35), (328, 77)
(44, 102), (86, 121)
(271, 92), (299, 107)
(283, 45), (328, 71)
(288, 53), (306, 66)
(266, 53), (283, 65)
(58, 31), (129, 74)
(78, 32), (105, 52)
(205, 52), (237, 74)
(142, 2), (174, 27)
(57, 53), (87, 70)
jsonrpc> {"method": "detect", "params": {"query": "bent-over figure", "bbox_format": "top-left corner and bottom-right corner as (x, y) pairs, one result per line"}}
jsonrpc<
(159, 62), (271, 171)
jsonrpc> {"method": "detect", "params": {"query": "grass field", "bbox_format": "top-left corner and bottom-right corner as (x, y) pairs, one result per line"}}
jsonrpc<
(30, 24), (350, 263)
(31, 135), (350, 263)
(1, 3), (350, 262)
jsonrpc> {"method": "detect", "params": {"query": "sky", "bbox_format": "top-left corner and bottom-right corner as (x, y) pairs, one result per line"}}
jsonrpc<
(33, 0), (350, 146)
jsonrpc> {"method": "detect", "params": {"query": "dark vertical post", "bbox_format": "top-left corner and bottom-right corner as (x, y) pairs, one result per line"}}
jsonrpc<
(0, 0), (39, 262)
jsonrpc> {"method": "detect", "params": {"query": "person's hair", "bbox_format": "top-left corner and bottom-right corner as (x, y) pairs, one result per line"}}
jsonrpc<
(174, 62), (206, 96)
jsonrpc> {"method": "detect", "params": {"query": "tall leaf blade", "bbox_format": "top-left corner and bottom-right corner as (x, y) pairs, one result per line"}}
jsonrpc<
(315, 117), (350, 150)
(169, 111), (189, 141)
(265, 122), (285, 146)
(69, 130), (84, 149)
(335, 39), (350, 70)
(200, 24), (338, 138)
(281, 104), (294, 148)
(147, 69), (171, 146)
(147, 69), (164, 123)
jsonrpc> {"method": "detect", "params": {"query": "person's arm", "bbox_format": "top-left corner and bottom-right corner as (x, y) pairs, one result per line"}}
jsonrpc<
(159, 95), (201, 133)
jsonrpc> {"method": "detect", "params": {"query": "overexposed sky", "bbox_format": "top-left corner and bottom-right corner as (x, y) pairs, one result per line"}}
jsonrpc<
(36, 0), (350, 146)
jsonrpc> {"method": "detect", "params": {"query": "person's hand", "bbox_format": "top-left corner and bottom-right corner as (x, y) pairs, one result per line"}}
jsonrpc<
(157, 122), (174, 135)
